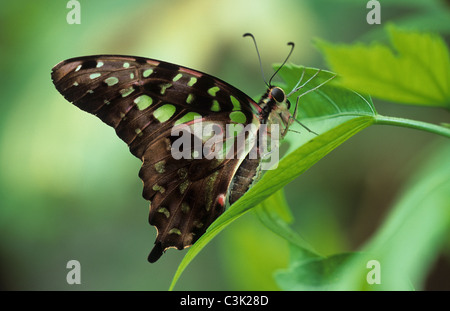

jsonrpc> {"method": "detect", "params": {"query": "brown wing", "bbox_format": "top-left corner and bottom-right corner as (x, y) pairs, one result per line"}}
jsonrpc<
(51, 55), (261, 262)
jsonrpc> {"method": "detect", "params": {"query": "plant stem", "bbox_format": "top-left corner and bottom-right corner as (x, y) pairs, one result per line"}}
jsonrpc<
(374, 115), (450, 138)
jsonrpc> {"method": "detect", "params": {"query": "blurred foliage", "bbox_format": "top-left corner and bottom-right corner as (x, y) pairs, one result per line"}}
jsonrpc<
(317, 25), (450, 108)
(275, 142), (450, 290)
(0, 0), (449, 290)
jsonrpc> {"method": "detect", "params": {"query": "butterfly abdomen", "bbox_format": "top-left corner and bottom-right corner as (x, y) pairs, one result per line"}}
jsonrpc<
(228, 156), (261, 205)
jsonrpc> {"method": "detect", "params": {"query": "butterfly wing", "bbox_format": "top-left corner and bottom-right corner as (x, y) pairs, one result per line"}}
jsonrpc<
(51, 55), (262, 262)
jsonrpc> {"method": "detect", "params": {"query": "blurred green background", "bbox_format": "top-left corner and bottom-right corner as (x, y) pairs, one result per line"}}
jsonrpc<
(1, 0), (449, 290)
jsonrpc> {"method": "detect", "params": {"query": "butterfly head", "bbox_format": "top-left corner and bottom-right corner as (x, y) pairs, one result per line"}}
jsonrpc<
(244, 33), (298, 137)
(261, 86), (294, 138)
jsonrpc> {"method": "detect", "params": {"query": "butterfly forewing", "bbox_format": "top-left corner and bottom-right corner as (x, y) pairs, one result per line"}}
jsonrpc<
(51, 55), (261, 262)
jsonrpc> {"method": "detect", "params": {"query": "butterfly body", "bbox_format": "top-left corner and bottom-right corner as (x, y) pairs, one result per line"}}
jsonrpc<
(51, 55), (294, 262)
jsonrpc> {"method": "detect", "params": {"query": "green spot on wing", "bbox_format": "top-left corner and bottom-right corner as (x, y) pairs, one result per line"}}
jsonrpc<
(173, 73), (183, 82)
(186, 93), (194, 104)
(208, 86), (220, 97)
(230, 95), (241, 111)
(120, 86), (134, 97)
(179, 180), (190, 194)
(194, 221), (203, 228)
(152, 184), (165, 194)
(187, 77), (197, 87)
(157, 207), (170, 218)
(155, 160), (166, 173)
(169, 228), (182, 235)
(192, 150), (200, 159)
(143, 69), (153, 78)
(154, 104), (176, 123)
(227, 123), (245, 137)
(181, 202), (190, 213)
(134, 95), (153, 110)
(89, 73), (101, 79)
(104, 77), (119, 86)
(175, 112), (202, 125)
(211, 100), (220, 112)
(160, 83), (172, 95)
(178, 168), (188, 179)
(229, 111), (247, 123)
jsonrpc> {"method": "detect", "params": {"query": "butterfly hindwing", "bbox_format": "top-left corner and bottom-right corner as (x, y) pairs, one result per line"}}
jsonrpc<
(137, 121), (243, 262)
(51, 55), (262, 262)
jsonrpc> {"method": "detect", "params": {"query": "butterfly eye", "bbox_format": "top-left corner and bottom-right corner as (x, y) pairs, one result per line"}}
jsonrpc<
(270, 87), (285, 103)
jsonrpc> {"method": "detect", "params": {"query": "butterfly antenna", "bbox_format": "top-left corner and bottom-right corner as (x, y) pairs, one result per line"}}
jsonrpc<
(243, 33), (269, 88)
(268, 41), (295, 87)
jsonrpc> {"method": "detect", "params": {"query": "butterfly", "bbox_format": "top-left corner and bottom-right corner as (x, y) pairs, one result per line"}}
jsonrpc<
(51, 33), (331, 262)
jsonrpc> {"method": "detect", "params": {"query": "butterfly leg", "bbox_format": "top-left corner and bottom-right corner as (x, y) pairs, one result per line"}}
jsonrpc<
(288, 70), (338, 135)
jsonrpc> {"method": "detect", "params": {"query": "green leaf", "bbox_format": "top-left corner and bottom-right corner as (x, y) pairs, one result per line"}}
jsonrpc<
(275, 142), (450, 291)
(168, 66), (376, 290)
(255, 188), (294, 224)
(278, 65), (376, 152)
(253, 190), (320, 259)
(275, 249), (355, 291)
(332, 142), (450, 290)
(217, 191), (293, 290)
(317, 25), (450, 108)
